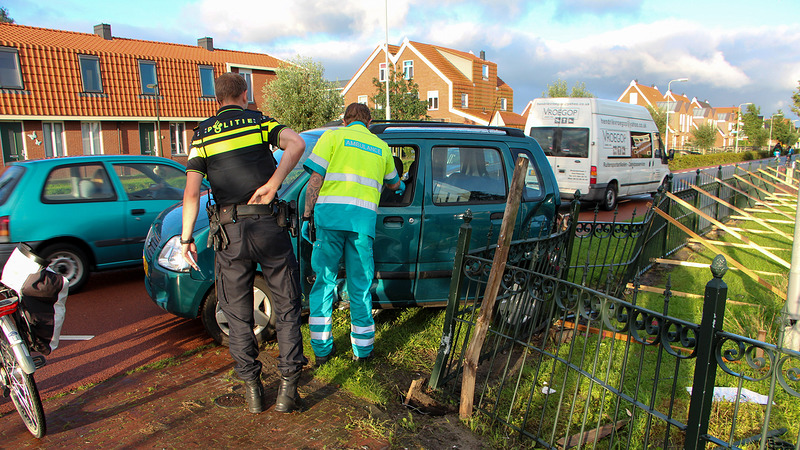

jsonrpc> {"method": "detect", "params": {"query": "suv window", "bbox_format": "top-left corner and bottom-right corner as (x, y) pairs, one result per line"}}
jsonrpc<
(379, 145), (417, 207)
(511, 148), (544, 200)
(113, 163), (186, 201)
(0, 165), (24, 206)
(42, 163), (116, 203)
(431, 146), (506, 204)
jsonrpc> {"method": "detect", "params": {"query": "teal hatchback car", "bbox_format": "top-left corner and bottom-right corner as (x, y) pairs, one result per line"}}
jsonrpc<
(143, 122), (560, 345)
(0, 155), (207, 292)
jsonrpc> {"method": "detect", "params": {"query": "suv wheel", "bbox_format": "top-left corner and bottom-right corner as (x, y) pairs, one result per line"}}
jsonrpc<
(39, 243), (89, 293)
(200, 276), (276, 347)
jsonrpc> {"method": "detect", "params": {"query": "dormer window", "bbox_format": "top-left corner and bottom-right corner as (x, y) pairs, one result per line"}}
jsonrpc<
(482, 64), (488, 80)
(0, 47), (23, 89)
(79, 55), (103, 93)
(403, 60), (414, 80)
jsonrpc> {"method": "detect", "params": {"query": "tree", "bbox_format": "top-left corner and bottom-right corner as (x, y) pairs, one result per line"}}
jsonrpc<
(541, 78), (594, 98)
(769, 111), (799, 148)
(690, 123), (717, 152)
(792, 80), (800, 118)
(261, 56), (343, 132)
(646, 105), (666, 137)
(0, 7), (13, 23)
(741, 104), (767, 150)
(370, 69), (429, 120)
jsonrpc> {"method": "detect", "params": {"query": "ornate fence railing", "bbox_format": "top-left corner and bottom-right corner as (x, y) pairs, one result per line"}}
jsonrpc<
(429, 160), (800, 448)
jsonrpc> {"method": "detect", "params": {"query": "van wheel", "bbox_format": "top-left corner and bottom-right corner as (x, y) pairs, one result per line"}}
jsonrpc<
(601, 183), (617, 211)
(39, 243), (89, 293)
(200, 276), (276, 347)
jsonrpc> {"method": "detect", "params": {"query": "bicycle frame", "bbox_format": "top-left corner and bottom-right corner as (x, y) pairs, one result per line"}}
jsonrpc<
(0, 297), (35, 375)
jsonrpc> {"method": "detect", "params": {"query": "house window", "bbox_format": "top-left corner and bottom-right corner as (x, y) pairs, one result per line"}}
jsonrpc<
(43, 122), (65, 157)
(427, 91), (439, 110)
(0, 47), (23, 89)
(482, 64), (489, 79)
(379, 63), (386, 83)
(357, 95), (368, 105)
(139, 60), (158, 94)
(81, 122), (102, 155)
(170, 123), (186, 155)
(78, 55), (102, 93)
(500, 98), (507, 111)
(403, 60), (413, 80)
(461, 93), (468, 108)
(238, 69), (254, 103)
(199, 65), (215, 97)
(630, 93), (638, 104)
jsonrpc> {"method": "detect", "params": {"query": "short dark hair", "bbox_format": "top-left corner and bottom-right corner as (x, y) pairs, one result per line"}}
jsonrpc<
(215, 72), (248, 103)
(343, 103), (371, 125)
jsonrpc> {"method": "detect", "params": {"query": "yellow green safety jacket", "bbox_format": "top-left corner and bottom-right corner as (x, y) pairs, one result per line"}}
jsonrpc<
(303, 122), (399, 237)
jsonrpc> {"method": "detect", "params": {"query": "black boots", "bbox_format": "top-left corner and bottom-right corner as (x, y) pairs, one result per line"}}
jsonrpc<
(274, 370), (301, 413)
(243, 378), (265, 414)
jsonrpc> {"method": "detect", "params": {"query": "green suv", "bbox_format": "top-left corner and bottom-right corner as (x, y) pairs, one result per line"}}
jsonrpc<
(143, 122), (560, 345)
(0, 155), (207, 292)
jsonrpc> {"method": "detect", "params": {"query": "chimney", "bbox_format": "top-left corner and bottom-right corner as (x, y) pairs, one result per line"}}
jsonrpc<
(93, 23), (112, 40)
(198, 37), (213, 51)
(480, 50), (485, 60)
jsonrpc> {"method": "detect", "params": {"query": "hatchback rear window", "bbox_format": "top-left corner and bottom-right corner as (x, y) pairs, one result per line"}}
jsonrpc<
(0, 165), (24, 206)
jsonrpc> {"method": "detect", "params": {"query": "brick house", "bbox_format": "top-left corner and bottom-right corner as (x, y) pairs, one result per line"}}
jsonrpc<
(0, 22), (284, 167)
(342, 37), (514, 125)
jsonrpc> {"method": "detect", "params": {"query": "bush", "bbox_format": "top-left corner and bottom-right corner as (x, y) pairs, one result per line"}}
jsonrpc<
(668, 150), (771, 171)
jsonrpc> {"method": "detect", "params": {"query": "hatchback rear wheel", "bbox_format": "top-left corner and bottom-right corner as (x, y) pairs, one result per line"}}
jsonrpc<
(39, 243), (89, 293)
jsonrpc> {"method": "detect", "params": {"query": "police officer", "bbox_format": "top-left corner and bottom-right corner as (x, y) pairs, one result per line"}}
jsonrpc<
(301, 103), (402, 364)
(181, 73), (306, 414)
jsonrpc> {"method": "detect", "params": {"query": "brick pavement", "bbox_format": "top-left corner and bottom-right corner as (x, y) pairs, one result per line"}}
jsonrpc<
(0, 346), (390, 449)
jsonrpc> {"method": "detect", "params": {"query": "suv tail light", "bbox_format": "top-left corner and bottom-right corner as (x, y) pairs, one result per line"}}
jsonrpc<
(590, 166), (597, 185)
(0, 216), (8, 243)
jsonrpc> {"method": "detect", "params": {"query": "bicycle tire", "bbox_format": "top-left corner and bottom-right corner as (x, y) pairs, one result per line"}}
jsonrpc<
(0, 332), (46, 438)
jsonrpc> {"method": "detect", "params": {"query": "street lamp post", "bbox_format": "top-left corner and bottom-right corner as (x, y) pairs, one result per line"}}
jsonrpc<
(146, 83), (161, 157)
(384, 0), (391, 120)
(665, 77), (688, 153)
(733, 102), (752, 153)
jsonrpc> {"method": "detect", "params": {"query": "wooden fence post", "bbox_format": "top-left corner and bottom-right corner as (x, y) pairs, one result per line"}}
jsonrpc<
(459, 156), (528, 419)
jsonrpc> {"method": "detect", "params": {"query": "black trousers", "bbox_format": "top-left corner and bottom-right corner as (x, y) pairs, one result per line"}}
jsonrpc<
(214, 214), (305, 380)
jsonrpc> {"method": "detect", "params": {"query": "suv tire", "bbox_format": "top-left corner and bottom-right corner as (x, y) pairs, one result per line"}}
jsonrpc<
(200, 275), (276, 347)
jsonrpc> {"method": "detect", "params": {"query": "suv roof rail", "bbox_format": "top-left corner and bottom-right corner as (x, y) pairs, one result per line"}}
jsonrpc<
(369, 121), (527, 138)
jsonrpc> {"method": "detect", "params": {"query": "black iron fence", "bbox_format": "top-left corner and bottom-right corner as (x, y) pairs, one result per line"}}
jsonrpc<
(429, 161), (800, 448)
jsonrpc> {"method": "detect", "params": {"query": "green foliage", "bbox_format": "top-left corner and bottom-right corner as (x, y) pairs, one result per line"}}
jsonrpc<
(690, 122), (718, 151)
(370, 69), (429, 120)
(792, 80), (800, 118)
(668, 149), (770, 171)
(741, 104), (768, 150)
(541, 78), (595, 98)
(769, 111), (799, 147)
(647, 104), (666, 137)
(0, 7), (13, 23)
(261, 56), (343, 132)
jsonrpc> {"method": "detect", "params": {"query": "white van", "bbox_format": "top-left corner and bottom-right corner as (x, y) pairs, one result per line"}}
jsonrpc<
(525, 98), (670, 210)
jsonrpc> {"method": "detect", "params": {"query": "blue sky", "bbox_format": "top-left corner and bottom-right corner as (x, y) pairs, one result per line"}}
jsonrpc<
(6, 0), (800, 120)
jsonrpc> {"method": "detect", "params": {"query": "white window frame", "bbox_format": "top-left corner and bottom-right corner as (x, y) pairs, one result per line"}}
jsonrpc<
(500, 98), (507, 111)
(81, 122), (102, 155)
(138, 60), (158, 94)
(482, 64), (489, 79)
(427, 91), (439, 111)
(43, 122), (65, 157)
(0, 46), (23, 89)
(238, 69), (254, 103)
(379, 63), (386, 83)
(78, 55), (103, 93)
(357, 95), (368, 105)
(198, 65), (215, 97)
(403, 60), (414, 80)
(170, 123), (187, 155)
(461, 93), (468, 108)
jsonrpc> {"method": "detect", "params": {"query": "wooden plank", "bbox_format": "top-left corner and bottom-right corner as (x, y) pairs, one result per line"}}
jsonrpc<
(460, 156), (527, 419)
(628, 282), (767, 307)
(750, 168), (795, 195)
(686, 239), (784, 252)
(654, 207), (786, 300)
(690, 184), (791, 240)
(715, 176), (794, 220)
(652, 258), (782, 276)
(666, 191), (790, 269)
(729, 215), (795, 225)
(759, 168), (799, 192)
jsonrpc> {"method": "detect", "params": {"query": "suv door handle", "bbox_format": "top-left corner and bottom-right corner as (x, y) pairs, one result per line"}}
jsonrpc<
(131, 209), (145, 216)
(383, 216), (404, 228)
(490, 212), (504, 220)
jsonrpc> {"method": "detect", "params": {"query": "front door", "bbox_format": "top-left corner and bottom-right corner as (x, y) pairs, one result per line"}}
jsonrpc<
(0, 122), (24, 164)
(139, 123), (156, 155)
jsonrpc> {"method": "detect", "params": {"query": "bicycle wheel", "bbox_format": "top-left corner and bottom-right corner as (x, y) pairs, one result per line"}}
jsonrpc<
(0, 332), (45, 438)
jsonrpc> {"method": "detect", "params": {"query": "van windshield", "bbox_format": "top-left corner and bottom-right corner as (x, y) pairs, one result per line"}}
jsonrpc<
(529, 127), (589, 158)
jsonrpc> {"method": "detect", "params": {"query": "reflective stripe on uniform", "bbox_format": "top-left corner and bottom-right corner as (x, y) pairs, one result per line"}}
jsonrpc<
(351, 336), (374, 347)
(311, 331), (332, 341)
(309, 316), (332, 326)
(351, 324), (375, 334)
(324, 173), (381, 190)
(317, 195), (378, 212)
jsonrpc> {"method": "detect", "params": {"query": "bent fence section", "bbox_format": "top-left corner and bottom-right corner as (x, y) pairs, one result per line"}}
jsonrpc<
(429, 160), (800, 448)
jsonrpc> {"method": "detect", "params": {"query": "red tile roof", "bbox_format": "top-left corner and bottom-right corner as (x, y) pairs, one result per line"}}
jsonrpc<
(0, 22), (283, 119)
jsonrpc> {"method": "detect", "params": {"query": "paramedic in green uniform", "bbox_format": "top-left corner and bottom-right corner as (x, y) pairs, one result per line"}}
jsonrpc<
(301, 103), (403, 363)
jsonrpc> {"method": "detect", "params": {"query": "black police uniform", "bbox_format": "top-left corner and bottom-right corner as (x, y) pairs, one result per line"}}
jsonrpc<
(187, 105), (305, 381)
